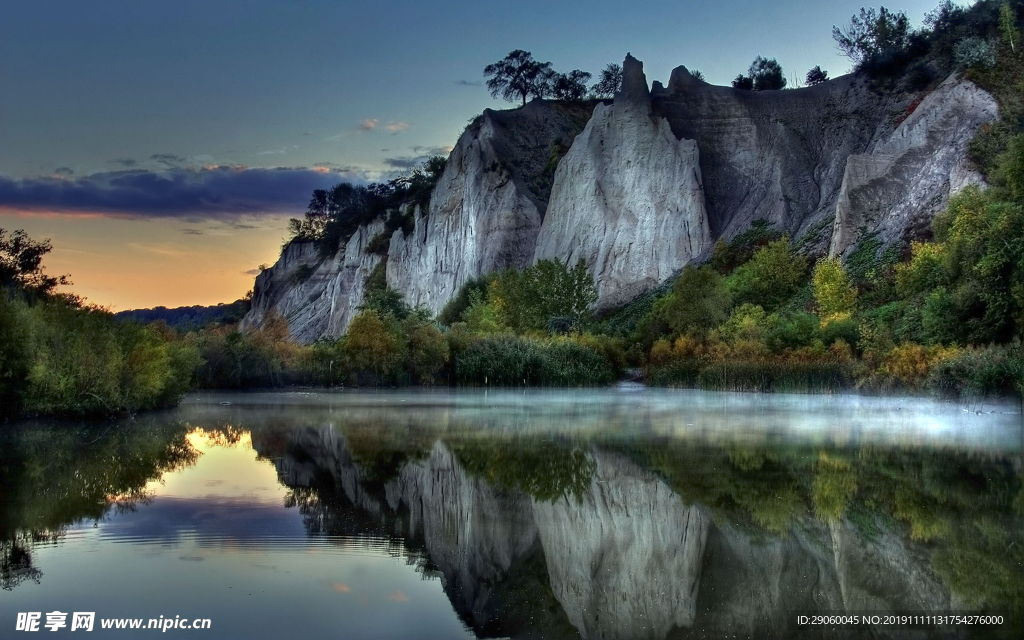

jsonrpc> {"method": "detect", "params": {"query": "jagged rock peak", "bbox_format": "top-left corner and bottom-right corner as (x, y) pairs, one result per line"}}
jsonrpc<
(667, 65), (701, 93)
(618, 53), (650, 105)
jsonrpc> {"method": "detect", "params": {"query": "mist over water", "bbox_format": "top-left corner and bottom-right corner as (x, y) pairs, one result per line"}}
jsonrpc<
(1, 389), (1021, 639)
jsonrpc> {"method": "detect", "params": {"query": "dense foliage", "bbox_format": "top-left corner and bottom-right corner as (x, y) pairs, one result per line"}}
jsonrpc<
(115, 297), (251, 331)
(287, 155), (447, 257)
(0, 232), (201, 419)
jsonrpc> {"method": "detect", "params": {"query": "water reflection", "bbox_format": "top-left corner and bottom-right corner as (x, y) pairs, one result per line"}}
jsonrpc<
(1, 389), (1021, 639)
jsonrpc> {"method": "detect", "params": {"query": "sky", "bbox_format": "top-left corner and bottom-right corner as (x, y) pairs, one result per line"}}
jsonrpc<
(0, 0), (959, 310)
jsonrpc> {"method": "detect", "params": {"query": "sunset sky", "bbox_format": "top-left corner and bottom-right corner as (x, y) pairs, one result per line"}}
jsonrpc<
(1, 0), (950, 310)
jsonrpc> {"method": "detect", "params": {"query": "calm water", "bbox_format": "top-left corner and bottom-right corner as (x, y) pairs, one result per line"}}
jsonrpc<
(1, 388), (1022, 639)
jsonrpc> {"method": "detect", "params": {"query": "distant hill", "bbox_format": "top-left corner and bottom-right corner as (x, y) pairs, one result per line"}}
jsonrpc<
(116, 298), (251, 330)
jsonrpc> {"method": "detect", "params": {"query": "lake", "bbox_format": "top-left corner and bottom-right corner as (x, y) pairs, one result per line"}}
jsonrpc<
(1, 388), (1022, 639)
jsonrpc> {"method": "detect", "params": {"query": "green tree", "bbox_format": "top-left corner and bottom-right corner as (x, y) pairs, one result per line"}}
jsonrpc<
(0, 229), (70, 298)
(344, 311), (403, 379)
(659, 265), (732, 336)
(490, 259), (597, 332)
(813, 257), (858, 324)
(726, 239), (808, 311)
(732, 74), (754, 90)
(484, 50), (554, 106)
(551, 70), (592, 102)
(747, 56), (787, 91)
(832, 7), (911, 67)
(590, 63), (623, 98)
(805, 65), (829, 85)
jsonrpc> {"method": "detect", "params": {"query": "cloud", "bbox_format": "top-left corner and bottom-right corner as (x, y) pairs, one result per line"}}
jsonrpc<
(385, 121), (411, 134)
(359, 118), (379, 131)
(112, 158), (138, 167)
(455, 79), (483, 87)
(330, 583), (352, 593)
(411, 145), (453, 156)
(54, 167), (74, 176)
(256, 145), (300, 156)
(150, 153), (186, 166)
(383, 145), (454, 171)
(181, 228), (204, 235)
(388, 590), (408, 602)
(382, 156), (423, 170)
(243, 268), (262, 276)
(0, 165), (370, 221)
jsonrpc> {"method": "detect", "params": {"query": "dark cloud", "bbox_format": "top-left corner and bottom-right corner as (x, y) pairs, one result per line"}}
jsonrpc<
(383, 156), (424, 170)
(383, 145), (453, 170)
(112, 158), (138, 167)
(181, 228), (203, 235)
(0, 165), (368, 220)
(455, 79), (483, 87)
(243, 268), (262, 276)
(150, 153), (186, 165)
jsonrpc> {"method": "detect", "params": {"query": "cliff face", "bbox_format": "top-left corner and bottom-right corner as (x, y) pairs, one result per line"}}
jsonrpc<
(239, 219), (384, 343)
(828, 74), (998, 256)
(535, 55), (712, 310)
(244, 55), (997, 341)
(388, 100), (590, 311)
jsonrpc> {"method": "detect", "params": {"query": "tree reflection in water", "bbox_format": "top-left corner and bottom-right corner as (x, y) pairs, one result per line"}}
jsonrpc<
(1, 395), (1021, 639)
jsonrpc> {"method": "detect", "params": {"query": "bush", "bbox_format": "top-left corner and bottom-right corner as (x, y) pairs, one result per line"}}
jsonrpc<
(455, 335), (615, 386)
(15, 298), (200, 417)
(726, 238), (809, 311)
(659, 266), (731, 337)
(489, 259), (597, 332)
(438, 276), (490, 326)
(954, 37), (998, 69)
(343, 311), (405, 383)
(928, 342), (1024, 398)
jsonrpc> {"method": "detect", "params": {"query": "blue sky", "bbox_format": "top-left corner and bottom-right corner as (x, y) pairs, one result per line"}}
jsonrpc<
(0, 0), (962, 308)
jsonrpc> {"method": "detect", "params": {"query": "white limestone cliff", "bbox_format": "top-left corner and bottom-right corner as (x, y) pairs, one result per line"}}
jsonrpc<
(535, 55), (712, 310)
(829, 74), (999, 256)
(243, 56), (997, 342)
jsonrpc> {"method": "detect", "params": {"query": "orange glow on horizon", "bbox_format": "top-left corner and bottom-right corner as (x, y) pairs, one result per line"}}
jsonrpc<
(0, 211), (292, 310)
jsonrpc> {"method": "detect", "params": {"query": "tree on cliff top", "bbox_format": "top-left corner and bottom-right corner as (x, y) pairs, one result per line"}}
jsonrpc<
(733, 56), (787, 91)
(805, 65), (829, 85)
(484, 50), (554, 106)
(590, 63), (623, 98)
(833, 7), (911, 68)
(551, 70), (592, 102)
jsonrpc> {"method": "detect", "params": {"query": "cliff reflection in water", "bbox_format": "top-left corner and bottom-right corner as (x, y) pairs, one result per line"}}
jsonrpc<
(1, 389), (1022, 639)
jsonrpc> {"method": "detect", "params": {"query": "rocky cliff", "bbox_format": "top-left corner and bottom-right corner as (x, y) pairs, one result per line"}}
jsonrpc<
(244, 55), (997, 341)
(535, 55), (712, 309)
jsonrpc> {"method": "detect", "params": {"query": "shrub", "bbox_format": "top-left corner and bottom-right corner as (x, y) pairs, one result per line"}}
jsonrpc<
(726, 238), (808, 311)
(344, 311), (404, 382)
(489, 259), (596, 332)
(955, 37), (998, 69)
(455, 335), (615, 386)
(813, 258), (857, 325)
(438, 276), (490, 326)
(928, 342), (1024, 398)
(660, 266), (731, 337)
(878, 343), (961, 389)
(405, 321), (450, 384)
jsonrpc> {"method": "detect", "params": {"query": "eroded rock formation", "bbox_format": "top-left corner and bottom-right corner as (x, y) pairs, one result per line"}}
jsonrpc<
(244, 55), (997, 341)
(535, 55), (712, 310)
